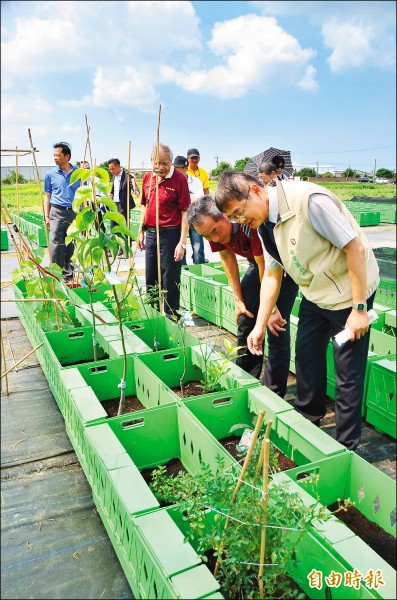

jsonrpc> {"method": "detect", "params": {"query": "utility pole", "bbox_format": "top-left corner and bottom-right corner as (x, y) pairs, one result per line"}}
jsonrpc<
(316, 162), (319, 180)
(373, 158), (376, 182)
(214, 155), (219, 168)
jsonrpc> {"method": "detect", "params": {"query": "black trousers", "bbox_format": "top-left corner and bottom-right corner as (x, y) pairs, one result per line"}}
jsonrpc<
(145, 227), (182, 315)
(262, 274), (299, 396)
(49, 205), (76, 281)
(236, 262), (263, 379)
(294, 292), (376, 450)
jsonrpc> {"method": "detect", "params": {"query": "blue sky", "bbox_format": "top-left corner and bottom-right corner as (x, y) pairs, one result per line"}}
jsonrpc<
(1, 1), (396, 174)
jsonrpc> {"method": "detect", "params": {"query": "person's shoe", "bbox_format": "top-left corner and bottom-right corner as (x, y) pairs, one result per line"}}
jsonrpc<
(204, 259), (209, 263)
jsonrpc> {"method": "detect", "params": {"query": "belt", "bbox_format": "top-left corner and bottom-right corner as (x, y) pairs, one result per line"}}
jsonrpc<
(51, 205), (74, 211)
(145, 225), (180, 232)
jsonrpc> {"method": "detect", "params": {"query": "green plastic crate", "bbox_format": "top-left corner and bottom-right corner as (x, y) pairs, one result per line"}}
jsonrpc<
(220, 286), (238, 335)
(1, 227), (9, 250)
(365, 356), (396, 438)
(123, 315), (200, 351)
(191, 275), (228, 326)
(133, 344), (260, 409)
(180, 264), (226, 311)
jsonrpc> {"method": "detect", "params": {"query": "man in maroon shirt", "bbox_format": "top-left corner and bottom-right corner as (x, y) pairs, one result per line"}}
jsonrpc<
(137, 144), (190, 317)
(187, 195), (265, 378)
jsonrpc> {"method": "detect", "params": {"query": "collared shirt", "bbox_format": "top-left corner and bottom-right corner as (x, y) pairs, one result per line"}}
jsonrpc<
(187, 174), (204, 200)
(113, 171), (123, 203)
(210, 223), (263, 259)
(186, 165), (209, 191)
(141, 167), (190, 227)
(44, 164), (80, 208)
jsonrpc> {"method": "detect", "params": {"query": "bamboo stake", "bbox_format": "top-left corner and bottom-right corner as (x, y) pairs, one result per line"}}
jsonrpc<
(28, 129), (61, 329)
(258, 437), (270, 598)
(1, 332), (9, 395)
(214, 409), (266, 576)
(15, 147), (22, 256)
(255, 420), (273, 478)
(1, 342), (44, 379)
(155, 106), (163, 313)
(6, 339), (18, 374)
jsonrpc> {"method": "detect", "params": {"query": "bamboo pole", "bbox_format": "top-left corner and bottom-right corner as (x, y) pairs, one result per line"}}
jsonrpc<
(28, 129), (60, 329)
(1, 332), (9, 395)
(0, 342), (44, 379)
(214, 409), (266, 576)
(155, 106), (163, 313)
(258, 437), (270, 598)
(15, 147), (22, 256)
(255, 420), (273, 478)
(7, 339), (18, 373)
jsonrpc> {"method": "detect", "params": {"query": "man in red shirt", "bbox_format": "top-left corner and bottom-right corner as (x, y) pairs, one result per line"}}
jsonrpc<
(137, 144), (190, 317)
(187, 195), (265, 378)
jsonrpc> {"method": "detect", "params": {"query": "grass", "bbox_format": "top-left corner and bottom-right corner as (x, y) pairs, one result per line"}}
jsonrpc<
(1, 180), (395, 218)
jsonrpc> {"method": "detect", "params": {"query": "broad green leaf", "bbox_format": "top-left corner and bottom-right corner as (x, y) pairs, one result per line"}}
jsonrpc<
(83, 237), (100, 260)
(72, 187), (93, 213)
(93, 167), (110, 182)
(96, 196), (117, 212)
(102, 211), (126, 227)
(92, 247), (104, 263)
(76, 210), (96, 232)
(70, 168), (91, 185)
(12, 268), (23, 284)
(95, 181), (112, 196)
(112, 225), (137, 240)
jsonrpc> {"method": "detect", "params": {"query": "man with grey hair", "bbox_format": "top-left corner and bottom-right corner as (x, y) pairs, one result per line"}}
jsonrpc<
(137, 144), (191, 317)
(188, 195), (297, 392)
(258, 161), (278, 187)
(215, 170), (379, 451)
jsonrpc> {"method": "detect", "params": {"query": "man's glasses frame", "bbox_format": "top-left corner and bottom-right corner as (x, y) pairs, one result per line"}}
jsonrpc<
(229, 187), (250, 223)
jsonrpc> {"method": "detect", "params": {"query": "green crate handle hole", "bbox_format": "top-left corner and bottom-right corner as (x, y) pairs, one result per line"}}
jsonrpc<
(162, 353), (178, 362)
(121, 417), (144, 429)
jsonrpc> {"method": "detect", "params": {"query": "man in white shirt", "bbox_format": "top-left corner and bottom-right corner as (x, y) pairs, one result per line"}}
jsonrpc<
(173, 155), (205, 264)
(108, 158), (135, 255)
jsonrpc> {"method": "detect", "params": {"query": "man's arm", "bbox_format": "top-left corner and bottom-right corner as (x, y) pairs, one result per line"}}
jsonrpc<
(44, 193), (51, 227)
(137, 204), (147, 251)
(247, 265), (283, 354)
(343, 237), (369, 340)
(219, 248), (254, 321)
(254, 254), (265, 281)
(174, 210), (189, 261)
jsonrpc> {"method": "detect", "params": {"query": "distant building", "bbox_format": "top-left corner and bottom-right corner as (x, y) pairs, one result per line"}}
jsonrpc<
(1, 164), (53, 180)
(292, 163), (335, 175)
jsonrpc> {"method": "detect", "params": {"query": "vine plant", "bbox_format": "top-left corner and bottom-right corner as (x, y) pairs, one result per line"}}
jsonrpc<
(66, 166), (137, 414)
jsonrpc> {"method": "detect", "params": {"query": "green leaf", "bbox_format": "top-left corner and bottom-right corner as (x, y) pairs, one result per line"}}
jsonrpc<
(72, 186), (92, 212)
(83, 237), (100, 260)
(77, 210), (96, 232)
(102, 211), (126, 227)
(93, 167), (110, 182)
(111, 225), (137, 240)
(97, 196), (118, 213)
(92, 247), (104, 263)
(95, 181), (112, 197)
(70, 168), (91, 185)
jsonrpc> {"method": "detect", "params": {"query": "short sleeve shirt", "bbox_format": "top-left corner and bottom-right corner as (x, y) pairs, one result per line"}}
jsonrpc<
(210, 224), (263, 259)
(44, 165), (80, 208)
(186, 166), (209, 191)
(141, 167), (191, 227)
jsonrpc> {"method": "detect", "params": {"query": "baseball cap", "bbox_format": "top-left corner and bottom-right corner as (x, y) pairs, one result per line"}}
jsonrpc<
(173, 155), (188, 167)
(187, 148), (200, 158)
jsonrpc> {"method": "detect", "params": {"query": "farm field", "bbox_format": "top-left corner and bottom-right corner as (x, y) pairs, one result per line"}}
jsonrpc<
(1, 180), (396, 214)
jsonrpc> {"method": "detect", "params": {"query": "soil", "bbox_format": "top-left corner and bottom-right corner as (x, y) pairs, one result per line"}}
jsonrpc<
(219, 436), (298, 471)
(171, 380), (207, 398)
(328, 502), (396, 569)
(102, 395), (146, 417)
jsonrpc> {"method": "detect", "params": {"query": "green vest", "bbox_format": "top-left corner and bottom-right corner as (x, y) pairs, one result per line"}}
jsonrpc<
(273, 181), (379, 310)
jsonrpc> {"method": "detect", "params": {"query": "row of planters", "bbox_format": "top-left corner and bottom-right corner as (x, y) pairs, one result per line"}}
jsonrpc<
(11, 211), (47, 246)
(344, 199), (397, 225)
(1, 226), (8, 250)
(13, 278), (397, 599)
(180, 257), (396, 440)
(11, 166), (396, 598)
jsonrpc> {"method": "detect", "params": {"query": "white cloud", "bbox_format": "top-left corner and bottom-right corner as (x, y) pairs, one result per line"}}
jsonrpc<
(162, 14), (317, 98)
(91, 66), (159, 110)
(298, 65), (318, 91)
(253, 1), (396, 73)
(323, 19), (395, 72)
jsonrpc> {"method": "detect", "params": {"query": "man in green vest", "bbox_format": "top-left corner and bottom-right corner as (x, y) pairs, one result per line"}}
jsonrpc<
(215, 171), (379, 451)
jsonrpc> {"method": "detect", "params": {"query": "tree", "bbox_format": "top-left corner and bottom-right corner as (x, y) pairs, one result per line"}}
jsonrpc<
(211, 161), (232, 178)
(297, 167), (316, 178)
(342, 168), (356, 178)
(321, 172), (335, 178)
(97, 161), (111, 177)
(234, 157), (250, 172)
(2, 170), (27, 184)
(376, 168), (393, 179)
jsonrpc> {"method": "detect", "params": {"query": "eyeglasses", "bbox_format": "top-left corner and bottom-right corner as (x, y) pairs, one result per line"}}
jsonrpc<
(276, 164), (284, 169)
(229, 187), (250, 223)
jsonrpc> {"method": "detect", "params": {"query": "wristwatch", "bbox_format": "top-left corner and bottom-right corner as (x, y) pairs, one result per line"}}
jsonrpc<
(352, 302), (367, 311)
(179, 242), (187, 249)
